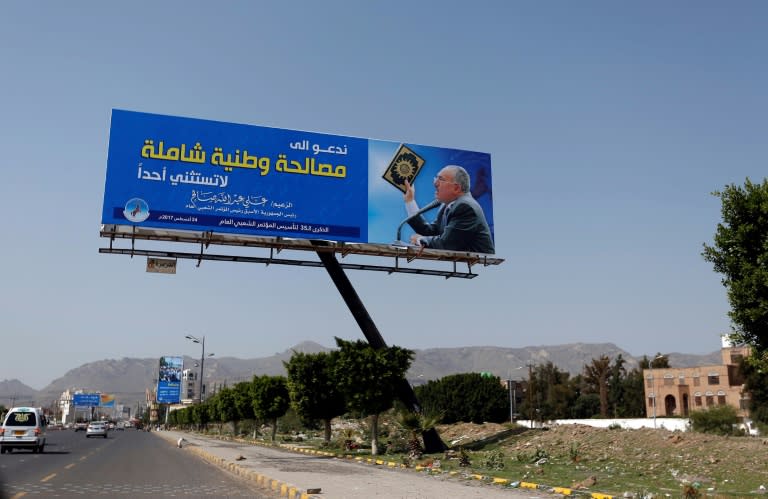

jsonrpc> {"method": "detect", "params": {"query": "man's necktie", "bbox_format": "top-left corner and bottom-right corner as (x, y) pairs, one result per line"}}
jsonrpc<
(441, 204), (450, 229)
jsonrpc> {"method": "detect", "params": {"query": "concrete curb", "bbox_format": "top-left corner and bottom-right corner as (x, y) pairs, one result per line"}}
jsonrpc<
(165, 432), (619, 499)
(158, 433), (321, 499)
(277, 443), (618, 498)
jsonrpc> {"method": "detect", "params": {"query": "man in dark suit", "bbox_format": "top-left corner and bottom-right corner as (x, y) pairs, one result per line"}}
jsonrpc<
(404, 165), (495, 254)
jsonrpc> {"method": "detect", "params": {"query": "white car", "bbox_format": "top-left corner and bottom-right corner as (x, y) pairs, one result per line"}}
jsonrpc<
(0, 407), (47, 453)
(86, 421), (108, 438)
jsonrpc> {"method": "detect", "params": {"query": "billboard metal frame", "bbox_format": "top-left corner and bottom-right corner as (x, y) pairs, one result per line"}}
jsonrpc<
(99, 224), (503, 279)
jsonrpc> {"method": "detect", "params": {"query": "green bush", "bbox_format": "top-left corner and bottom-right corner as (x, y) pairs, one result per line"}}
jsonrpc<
(689, 405), (739, 435)
(479, 449), (505, 470)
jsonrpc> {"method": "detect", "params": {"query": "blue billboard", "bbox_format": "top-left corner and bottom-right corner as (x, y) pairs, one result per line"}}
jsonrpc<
(157, 356), (183, 404)
(103, 110), (496, 254)
(73, 393), (101, 407)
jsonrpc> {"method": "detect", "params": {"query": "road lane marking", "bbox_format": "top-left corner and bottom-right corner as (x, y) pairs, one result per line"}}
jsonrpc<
(10, 492), (27, 498)
(41, 473), (56, 482)
(65, 463), (75, 469)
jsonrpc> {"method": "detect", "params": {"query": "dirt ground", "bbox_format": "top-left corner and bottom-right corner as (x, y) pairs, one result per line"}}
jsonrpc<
(434, 422), (768, 492)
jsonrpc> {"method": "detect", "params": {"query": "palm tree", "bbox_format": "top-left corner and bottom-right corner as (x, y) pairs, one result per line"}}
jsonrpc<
(396, 411), (443, 459)
(583, 356), (612, 417)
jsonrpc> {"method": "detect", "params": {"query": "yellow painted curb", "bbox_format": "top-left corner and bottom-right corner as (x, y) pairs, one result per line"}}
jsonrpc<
(492, 477), (509, 485)
(553, 486), (572, 495)
(520, 481), (538, 489)
(471, 474), (485, 481)
(168, 435), (321, 499)
(591, 494), (613, 499)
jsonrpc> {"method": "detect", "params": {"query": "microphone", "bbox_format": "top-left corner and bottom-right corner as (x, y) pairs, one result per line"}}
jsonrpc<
(395, 199), (441, 244)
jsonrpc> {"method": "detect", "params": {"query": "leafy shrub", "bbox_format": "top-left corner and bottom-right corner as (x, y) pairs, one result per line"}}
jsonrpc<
(479, 449), (505, 470)
(458, 447), (471, 467)
(531, 447), (549, 462)
(689, 405), (739, 435)
(569, 442), (580, 462)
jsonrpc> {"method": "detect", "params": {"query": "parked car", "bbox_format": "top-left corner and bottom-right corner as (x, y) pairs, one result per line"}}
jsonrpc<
(86, 421), (108, 438)
(0, 406), (47, 454)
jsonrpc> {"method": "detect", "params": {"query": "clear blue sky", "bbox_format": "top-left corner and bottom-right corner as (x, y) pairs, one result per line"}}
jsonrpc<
(1, 2), (766, 389)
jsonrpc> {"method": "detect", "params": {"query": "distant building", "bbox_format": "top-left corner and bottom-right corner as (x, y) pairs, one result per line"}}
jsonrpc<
(182, 368), (198, 403)
(643, 337), (751, 421)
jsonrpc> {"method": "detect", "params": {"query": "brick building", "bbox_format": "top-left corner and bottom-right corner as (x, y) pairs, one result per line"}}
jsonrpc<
(643, 337), (751, 420)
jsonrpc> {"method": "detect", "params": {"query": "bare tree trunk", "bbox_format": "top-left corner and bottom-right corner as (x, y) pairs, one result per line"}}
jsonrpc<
(324, 419), (332, 443)
(370, 413), (379, 456)
(271, 417), (277, 442)
(599, 377), (608, 417)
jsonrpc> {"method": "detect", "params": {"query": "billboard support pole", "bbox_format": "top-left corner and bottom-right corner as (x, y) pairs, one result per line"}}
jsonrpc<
(313, 241), (446, 453)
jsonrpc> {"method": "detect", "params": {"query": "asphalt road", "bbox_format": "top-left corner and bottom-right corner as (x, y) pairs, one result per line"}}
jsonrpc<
(0, 428), (273, 498)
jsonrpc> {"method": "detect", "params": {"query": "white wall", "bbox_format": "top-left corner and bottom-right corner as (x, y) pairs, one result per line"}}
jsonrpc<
(517, 418), (690, 432)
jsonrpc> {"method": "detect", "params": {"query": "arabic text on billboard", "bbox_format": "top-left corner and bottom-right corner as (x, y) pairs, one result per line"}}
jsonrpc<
(157, 356), (183, 404)
(73, 393), (101, 407)
(103, 110), (495, 255)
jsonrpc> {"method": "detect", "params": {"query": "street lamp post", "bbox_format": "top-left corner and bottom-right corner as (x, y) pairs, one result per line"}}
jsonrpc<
(649, 354), (666, 429)
(650, 367), (657, 428)
(185, 335), (214, 403)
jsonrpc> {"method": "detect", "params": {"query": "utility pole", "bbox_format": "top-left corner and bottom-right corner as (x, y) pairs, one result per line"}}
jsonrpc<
(527, 363), (535, 428)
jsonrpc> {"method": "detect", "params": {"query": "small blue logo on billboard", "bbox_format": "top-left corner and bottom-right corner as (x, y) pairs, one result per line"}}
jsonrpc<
(123, 198), (149, 222)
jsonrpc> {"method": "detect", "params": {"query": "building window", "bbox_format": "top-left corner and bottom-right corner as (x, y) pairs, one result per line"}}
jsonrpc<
(693, 375), (700, 387)
(708, 373), (720, 385)
(731, 353), (743, 365)
(706, 395), (714, 406)
(694, 395), (702, 407)
(717, 390), (726, 406)
(740, 398), (749, 410)
(664, 375), (674, 386)
(646, 378), (653, 388)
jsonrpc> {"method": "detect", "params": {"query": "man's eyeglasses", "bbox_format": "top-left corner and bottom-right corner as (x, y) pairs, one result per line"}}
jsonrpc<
(433, 176), (457, 185)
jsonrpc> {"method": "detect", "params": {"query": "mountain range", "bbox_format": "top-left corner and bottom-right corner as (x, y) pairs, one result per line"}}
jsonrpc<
(0, 342), (721, 408)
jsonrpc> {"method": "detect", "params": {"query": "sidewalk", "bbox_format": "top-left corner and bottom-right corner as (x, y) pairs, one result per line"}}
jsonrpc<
(152, 430), (546, 499)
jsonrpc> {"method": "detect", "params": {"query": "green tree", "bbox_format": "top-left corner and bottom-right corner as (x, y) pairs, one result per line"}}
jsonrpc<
(571, 392), (601, 418)
(606, 355), (626, 417)
(214, 387), (238, 433)
(284, 350), (346, 443)
(536, 362), (574, 420)
(739, 353), (768, 427)
(333, 338), (414, 456)
(190, 403), (209, 430)
(702, 178), (768, 352)
(415, 372), (509, 424)
(233, 381), (256, 421)
(251, 375), (290, 442)
(619, 365), (646, 417)
(583, 356), (612, 417)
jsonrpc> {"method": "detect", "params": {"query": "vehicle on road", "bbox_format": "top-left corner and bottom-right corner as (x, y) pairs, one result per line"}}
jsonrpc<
(0, 406), (47, 454)
(86, 421), (108, 438)
(74, 421), (88, 432)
